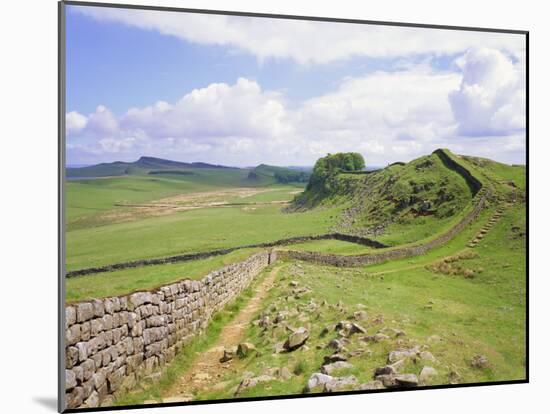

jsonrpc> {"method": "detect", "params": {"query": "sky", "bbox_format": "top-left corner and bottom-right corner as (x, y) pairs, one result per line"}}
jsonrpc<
(65, 5), (527, 167)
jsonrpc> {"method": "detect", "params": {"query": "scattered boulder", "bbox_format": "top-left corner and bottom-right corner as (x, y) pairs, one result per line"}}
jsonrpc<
(258, 316), (270, 328)
(306, 373), (334, 392)
(235, 375), (275, 395)
(389, 328), (406, 337)
(320, 325), (335, 337)
(375, 374), (398, 388)
(237, 342), (257, 358)
(348, 348), (370, 358)
(220, 346), (237, 363)
(324, 353), (348, 364)
(419, 351), (436, 362)
(321, 361), (354, 375)
(394, 373), (419, 387)
(284, 327), (309, 351)
(290, 281), (299, 287)
(419, 366), (438, 384)
(274, 312), (287, 324)
(350, 323), (367, 335)
(274, 342), (286, 354)
(361, 333), (391, 343)
(471, 354), (489, 369)
(374, 365), (396, 376)
(353, 310), (368, 321)
(324, 375), (358, 392)
(335, 321), (352, 331)
(388, 348), (419, 363)
(327, 338), (347, 351)
(356, 381), (385, 390)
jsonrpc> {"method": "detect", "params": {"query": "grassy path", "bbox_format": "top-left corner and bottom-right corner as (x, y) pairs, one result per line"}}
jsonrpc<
(157, 266), (281, 403)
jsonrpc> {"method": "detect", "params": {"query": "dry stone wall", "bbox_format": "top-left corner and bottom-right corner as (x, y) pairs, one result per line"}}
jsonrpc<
(278, 192), (488, 267)
(64, 251), (274, 409)
(277, 149), (489, 268)
(66, 233), (384, 278)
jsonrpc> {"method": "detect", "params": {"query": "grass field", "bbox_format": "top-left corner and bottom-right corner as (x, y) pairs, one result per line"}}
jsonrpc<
(66, 203), (338, 271)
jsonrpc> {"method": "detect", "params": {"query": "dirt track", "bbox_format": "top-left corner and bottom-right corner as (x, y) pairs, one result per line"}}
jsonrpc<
(157, 266), (280, 403)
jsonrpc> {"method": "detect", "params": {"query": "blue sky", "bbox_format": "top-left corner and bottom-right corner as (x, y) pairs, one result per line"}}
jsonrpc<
(65, 5), (526, 167)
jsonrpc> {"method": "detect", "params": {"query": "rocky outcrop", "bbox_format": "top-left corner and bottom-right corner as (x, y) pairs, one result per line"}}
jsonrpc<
(63, 251), (274, 409)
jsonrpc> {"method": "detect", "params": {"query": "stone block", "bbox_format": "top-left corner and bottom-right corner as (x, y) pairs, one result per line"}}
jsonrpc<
(92, 299), (105, 318)
(76, 303), (94, 323)
(66, 324), (81, 346)
(66, 306), (76, 328)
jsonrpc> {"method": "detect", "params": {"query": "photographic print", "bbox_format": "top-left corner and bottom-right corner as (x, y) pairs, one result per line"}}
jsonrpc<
(60, 2), (527, 411)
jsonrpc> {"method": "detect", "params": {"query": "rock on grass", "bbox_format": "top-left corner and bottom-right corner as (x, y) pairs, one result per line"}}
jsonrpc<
(284, 327), (309, 351)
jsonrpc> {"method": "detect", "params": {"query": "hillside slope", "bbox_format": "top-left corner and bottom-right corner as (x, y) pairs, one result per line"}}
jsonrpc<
(290, 149), (525, 241)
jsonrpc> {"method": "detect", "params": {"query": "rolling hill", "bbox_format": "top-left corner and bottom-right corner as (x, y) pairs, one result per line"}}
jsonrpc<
(66, 156), (237, 178)
(67, 156), (311, 186)
(290, 148), (525, 240)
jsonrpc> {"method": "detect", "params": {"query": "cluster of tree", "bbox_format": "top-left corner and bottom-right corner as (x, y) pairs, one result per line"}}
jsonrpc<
(274, 170), (310, 183)
(306, 152), (366, 192)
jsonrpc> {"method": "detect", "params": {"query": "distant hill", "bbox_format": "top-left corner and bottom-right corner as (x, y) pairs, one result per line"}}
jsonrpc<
(66, 156), (236, 178)
(245, 164), (311, 185)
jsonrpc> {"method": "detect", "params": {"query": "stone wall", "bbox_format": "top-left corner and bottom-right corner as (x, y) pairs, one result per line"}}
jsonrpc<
(64, 251), (274, 409)
(67, 233), (385, 278)
(277, 149), (490, 268)
(433, 148), (482, 196)
(277, 192), (488, 267)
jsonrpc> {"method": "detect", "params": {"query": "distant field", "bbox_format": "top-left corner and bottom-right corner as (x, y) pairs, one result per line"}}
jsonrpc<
(65, 176), (337, 272)
(66, 171), (250, 225)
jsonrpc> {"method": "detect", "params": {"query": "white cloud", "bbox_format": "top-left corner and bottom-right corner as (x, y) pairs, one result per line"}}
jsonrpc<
(66, 111), (87, 132)
(75, 6), (525, 65)
(121, 78), (292, 140)
(67, 57), (526, 166)
(449, 48), (526, 137)
(293, 65), (461, 163)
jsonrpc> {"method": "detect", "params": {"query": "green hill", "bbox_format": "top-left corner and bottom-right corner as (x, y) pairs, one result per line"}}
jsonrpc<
(66, 156), (237, 178)
(290, 149), (525, 242)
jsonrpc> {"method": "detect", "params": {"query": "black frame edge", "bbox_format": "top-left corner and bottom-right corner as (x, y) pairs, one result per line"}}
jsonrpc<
(62, 0), (528, 35)
(58, 1), (67, 412)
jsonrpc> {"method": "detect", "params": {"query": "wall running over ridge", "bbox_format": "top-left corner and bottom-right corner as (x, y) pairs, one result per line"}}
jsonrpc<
(64, 251), (275, 409)
(277, 193), (487, 267)
(277, 149), (490, 268)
